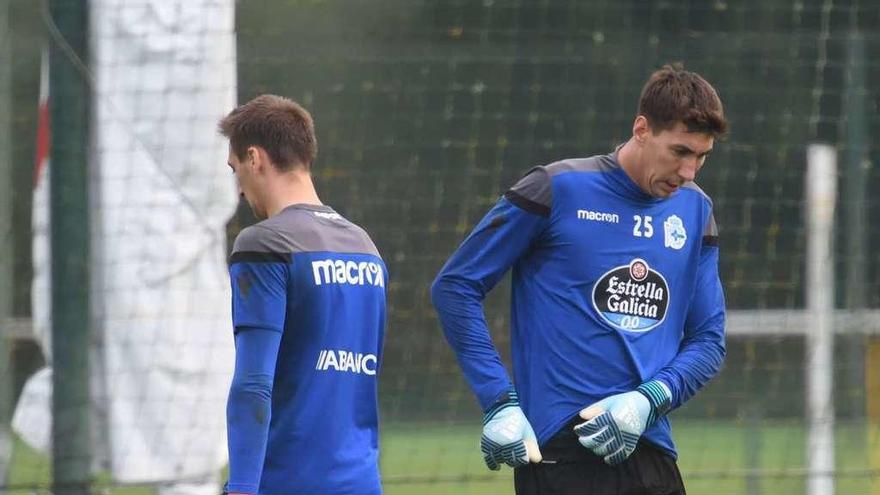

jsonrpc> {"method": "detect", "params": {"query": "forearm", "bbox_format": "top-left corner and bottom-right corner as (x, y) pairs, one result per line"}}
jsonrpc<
(431, 275), (513, 410)
(226, 374), (273, 494)
(432, 196), (548, 410)
(652, 333), (725, 409)
(652, 239), (727, 410)
(225, 327), (281, 494)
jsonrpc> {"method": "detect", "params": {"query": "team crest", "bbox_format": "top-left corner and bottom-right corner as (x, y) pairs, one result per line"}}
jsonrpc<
(663, 215), (687, 250)
(592, 258), (670, 333)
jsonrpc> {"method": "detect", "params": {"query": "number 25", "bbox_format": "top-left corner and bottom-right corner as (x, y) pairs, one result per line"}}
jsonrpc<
(633, 215), (653, 238)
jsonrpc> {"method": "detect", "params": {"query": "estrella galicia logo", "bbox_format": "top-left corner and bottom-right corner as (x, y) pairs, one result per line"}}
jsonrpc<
(664, 215), (687, 250)
(592, 258), (669, 332)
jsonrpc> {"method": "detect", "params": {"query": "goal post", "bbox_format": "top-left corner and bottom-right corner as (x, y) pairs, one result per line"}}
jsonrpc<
(805, 143), (836, 495)
(48, 0), (92, 493)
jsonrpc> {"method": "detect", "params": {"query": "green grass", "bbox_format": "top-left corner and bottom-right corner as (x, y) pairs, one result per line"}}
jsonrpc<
(381, 420), (880, 495)
(381, 423), (511, 495)
(6, 436), (153, 494)
(6, 421), (880, 494)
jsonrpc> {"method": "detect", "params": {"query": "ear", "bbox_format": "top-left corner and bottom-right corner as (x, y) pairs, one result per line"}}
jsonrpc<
(633, 116), (650, 144)
(246, 146), (264, 173)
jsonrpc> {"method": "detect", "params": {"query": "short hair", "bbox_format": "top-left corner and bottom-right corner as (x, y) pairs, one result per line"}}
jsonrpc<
(638, 63), (728, 137)
(218, 94), (317, 171)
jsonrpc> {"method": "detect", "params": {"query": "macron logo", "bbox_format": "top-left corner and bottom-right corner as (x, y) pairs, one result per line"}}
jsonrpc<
(315, 349), (377, 376)
(313, 211), (342, 220)
(577, 209), (619, 224)
(311, 259), (385, 287)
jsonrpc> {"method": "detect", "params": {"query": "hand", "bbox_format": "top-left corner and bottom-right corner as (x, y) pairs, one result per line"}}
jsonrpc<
(573, 381), (671, 465)
(480, 391), (543, 470)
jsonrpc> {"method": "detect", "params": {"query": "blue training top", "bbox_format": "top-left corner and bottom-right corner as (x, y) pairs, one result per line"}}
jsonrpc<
(432, 150), (726, 458)
(226, 204), (386, 495)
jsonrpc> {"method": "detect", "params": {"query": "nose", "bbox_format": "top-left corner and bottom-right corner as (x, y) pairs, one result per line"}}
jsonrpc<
(677, 158), (698, 182)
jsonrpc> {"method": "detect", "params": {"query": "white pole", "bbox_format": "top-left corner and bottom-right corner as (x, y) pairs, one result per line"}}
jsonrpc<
(806, 144), (837, 495)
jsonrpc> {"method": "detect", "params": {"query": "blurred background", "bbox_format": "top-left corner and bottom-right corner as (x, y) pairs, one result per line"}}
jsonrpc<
(1, 0), (878, 494)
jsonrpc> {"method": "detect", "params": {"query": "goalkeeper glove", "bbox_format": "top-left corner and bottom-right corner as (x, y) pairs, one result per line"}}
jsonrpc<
(480, 391), (542, 470)
(573, 380), (672, 465)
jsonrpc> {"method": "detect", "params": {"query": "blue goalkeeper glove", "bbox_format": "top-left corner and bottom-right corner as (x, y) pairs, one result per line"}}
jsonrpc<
(573, 380), (672, 465)
(480, 391), (542, 470)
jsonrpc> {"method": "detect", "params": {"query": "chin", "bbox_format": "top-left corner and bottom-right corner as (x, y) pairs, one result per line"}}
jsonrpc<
(652, 183), (680, 198)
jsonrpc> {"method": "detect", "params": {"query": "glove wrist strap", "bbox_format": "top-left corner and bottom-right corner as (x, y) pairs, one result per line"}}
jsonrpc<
(636, 380), (672, 426)
(483, 390), (519, 423)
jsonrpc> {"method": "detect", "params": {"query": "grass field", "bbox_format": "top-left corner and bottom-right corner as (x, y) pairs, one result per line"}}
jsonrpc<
(6, 421), (880, 494)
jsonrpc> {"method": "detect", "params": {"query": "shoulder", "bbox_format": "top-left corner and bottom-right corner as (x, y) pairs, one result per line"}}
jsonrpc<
(680, 181), (714, 208)
(505, 166), (552, 216)
(505, 155), (612, 214)
(255, 206), (383, 259)
(514, 156), (615, 184)
(339, 220), (383, 259)
(231, 224), (292, 264)
(679, 182), (718, 237)
(543, 155), (616, 178)
(233, 223), (287, 253)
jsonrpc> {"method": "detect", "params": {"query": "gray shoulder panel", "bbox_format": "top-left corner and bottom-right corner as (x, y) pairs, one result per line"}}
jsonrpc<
(681, 182), (718, 238)
(681, 181), (713, 204)
(704, 214), (718, 237)
(508, 166), (552, 209)
(232, 205), (381, 258)
(233, 224), (287, 253)
(504, 156), (617, 216)
(544, 156), (617, 177)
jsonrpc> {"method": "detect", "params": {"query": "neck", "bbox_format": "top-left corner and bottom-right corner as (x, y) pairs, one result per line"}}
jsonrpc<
(263, 170), (323, 218)
(616, 138), (649, 194)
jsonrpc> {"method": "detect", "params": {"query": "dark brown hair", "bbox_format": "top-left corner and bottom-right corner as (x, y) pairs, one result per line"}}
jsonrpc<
(638, 63), (728, 137)
(218, 94), (317, 170)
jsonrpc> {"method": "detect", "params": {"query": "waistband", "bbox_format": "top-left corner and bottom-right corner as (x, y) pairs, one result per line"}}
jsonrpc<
(537, 416), (670, 465)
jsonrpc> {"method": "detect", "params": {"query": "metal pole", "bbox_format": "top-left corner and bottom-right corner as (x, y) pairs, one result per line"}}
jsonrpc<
(0, 0), (13, 486)
(48, 0), (92, 493)
(842, 30), (867, 421)
(806, 144), (836, 495)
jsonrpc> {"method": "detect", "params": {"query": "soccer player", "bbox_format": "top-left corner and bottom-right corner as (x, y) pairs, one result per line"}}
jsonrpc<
(219, 95), (387, 495)
(431, 64), (728, 495)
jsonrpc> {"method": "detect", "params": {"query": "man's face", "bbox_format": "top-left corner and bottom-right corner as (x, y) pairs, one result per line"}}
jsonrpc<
(227, 144), (267, 219)
(639, 121), (714, 198)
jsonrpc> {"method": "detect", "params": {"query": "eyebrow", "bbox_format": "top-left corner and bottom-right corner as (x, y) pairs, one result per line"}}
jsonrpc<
(672, 144), (713, 158)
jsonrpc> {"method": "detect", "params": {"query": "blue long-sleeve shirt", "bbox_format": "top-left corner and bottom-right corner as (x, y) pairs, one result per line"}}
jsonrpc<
(226, 204), (386, 494)
(432, 151), (726, 458)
